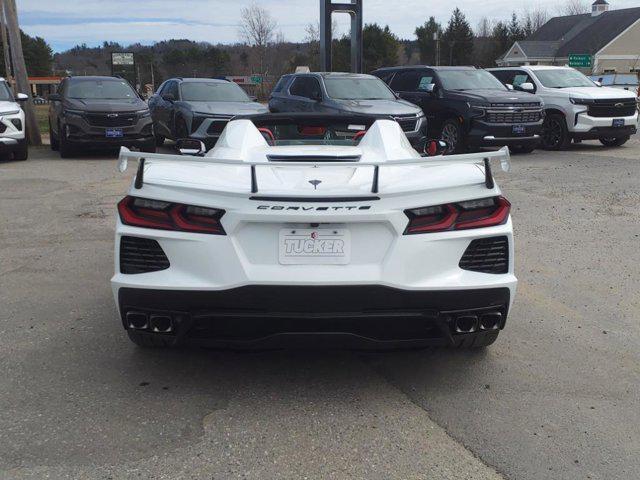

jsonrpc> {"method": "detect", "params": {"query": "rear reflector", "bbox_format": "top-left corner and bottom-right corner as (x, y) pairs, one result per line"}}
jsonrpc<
(404, 196), (510, 234)
(118, 196), (225, 235)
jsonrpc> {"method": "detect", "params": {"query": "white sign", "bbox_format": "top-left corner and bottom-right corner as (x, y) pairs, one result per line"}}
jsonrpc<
(112, 53), (134, 66)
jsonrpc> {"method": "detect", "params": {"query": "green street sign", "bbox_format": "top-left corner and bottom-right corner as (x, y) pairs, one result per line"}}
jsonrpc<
(250, 75), (263, 85)
(568, 54), (592, 68)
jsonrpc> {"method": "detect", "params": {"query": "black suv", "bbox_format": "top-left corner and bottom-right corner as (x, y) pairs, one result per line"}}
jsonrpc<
(372, 66), (544, 153)
(268, 72), (426, 146)
(48, 76), (155, 157)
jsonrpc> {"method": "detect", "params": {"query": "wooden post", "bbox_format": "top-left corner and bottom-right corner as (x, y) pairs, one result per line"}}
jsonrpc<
(4, 0), (41, 145)
(0, 0), (12, 84)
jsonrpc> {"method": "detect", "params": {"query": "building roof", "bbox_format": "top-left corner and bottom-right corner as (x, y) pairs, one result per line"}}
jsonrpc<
(502, 6), (640, 60)
(592, 0), (609, 5)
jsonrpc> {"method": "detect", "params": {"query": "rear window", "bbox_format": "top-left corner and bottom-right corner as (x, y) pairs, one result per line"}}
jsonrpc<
(250, 117), (378, 146)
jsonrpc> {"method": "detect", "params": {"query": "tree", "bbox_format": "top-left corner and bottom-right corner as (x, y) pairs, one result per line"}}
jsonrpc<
(415, 17), (443, 65)
(443, 8), (474, 65)
(522, 6), (549, 34)
(0, 30), (53, 77)
(491, 21), (511, 58)
(558, 0), (590, 15)
(507, 13), (525, 43)
(363, 24), (399, 71)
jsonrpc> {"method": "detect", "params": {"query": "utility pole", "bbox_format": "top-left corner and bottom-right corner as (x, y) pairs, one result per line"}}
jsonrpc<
(433, 32), (440, 67)
(4, 0), (40, 145)
(0, 0), (12, 84)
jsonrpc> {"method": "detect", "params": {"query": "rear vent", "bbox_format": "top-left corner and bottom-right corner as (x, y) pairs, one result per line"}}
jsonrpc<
(120, 236), (170, 274)
(459, 236), (508, 274)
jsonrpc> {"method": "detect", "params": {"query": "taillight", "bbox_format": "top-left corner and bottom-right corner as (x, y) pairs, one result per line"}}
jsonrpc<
(118, 196), (225, 235)
(404, 196), (510, 234)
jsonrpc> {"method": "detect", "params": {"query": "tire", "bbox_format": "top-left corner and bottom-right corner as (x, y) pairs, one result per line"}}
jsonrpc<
(127, 330), (174, 348)
(13, 137), (28, 161)
(541, 113), (571, 150)
(155, 133), (165, 147)
(451, 331), (500, 348)
(58, 123), (75, 158)
(599, 136), (629, 147)
(175, 117), (189, 141)
(510, 144), (536, 154)
(49, 119), (59, 151)
(440, 119), (466, 154)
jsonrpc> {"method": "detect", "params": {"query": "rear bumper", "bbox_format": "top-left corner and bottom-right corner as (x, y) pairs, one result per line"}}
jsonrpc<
(117, 285), (511, 348)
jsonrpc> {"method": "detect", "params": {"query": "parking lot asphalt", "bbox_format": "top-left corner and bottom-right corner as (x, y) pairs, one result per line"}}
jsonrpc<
(1, 136), (639, 480)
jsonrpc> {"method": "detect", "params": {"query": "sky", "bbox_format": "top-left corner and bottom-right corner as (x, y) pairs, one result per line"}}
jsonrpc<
(17, 0), (640, 53)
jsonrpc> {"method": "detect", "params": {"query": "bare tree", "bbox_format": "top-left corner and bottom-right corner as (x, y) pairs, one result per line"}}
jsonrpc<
(476, 17), (495, 37)
(557, 0), (589, 15)
(522, 6), (549, 32)
(239, 3), (277, 48)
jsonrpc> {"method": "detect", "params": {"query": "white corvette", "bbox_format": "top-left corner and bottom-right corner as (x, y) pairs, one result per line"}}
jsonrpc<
(113, 114), (516, 348)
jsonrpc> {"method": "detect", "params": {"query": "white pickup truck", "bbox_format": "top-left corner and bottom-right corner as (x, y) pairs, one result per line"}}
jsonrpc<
(489, 66), (638, 150)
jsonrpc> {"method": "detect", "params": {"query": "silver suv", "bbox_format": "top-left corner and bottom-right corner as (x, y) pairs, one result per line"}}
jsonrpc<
(489, 66), (638, 149)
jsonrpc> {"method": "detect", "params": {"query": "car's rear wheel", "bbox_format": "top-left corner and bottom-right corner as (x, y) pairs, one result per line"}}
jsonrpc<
(541, 114), (571, 150)
(13, 137), (28, 161)
(127, 330), (174, 348)
(58, 123), (75, 158)
(599, 136), (629, 147)
(49, 119), (59, 151)
(440, 119), (465, 154)
(451, 331), (499, 348)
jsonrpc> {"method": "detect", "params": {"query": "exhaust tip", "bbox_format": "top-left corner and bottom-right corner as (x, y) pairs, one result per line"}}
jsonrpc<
(455, 315), (478, 334)
(149, 315), (173, 333)
(480, 312), (502, 331)
(126, 311), (149, 330)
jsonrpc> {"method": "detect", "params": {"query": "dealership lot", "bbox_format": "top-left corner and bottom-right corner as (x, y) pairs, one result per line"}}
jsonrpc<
(1, 137), (639, 479)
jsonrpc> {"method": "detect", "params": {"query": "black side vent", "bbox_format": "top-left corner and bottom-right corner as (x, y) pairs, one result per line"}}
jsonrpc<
(120, 236), (170, 274)
(459, 236), (509, 274)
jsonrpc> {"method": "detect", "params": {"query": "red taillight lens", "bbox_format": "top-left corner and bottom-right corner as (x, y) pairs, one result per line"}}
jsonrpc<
(404, 196), (510, 234)
(118, 196), (226, 235)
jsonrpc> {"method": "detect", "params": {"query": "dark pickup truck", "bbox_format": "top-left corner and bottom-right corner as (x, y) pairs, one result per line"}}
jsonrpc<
(372, 66), (545, 153)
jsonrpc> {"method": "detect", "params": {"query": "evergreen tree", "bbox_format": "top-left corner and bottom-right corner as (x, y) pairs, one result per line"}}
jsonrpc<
(415, 17), (443, 65)
(443, 8), (474, 65)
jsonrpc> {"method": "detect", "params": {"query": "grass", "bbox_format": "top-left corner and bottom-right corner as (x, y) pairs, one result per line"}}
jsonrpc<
(34, 104), (49, 135)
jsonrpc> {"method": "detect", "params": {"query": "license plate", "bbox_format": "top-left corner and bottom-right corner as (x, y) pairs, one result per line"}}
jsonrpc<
(512, 125), (526, 135)
(105, 128), (123, 138)
(612, 119), (625, 127)
(279, 228), (350, 265)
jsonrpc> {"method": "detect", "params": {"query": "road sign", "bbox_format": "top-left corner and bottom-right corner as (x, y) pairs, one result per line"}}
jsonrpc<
(111, 52), (134, 66)
(250, 75), (263, 85)
(568, 54), (592, 68)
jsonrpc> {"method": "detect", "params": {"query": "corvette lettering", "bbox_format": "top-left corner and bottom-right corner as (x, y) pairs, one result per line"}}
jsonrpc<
(258, 205), (371, 211)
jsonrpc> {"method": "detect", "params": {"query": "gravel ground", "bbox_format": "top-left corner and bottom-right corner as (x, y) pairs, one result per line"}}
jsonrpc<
(0, 136), (638, 479)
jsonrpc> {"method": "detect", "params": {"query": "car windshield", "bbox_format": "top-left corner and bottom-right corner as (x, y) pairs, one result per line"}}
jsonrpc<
(534, 69), (595, 88)
(438, 70), (507, 91)
(180, 82), (251, 102)
(324, 77), (396, 100)
(67, 79), (136, 99)
(0, 81), (13, 101)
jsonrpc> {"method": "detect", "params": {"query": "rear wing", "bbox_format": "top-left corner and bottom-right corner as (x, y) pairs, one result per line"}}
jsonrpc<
(118, 146), (510, 194)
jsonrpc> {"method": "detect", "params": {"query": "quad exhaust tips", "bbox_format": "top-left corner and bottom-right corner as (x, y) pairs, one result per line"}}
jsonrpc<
(126, 311), (174, 333)
(452, 311), (503, 334)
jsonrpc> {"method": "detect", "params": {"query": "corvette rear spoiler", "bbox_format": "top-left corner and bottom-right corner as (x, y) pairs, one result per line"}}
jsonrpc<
(118, 146), (510, 194)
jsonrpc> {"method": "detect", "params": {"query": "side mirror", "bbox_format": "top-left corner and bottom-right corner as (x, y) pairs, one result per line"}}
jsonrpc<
(15, 93), (29, 102)
(594, 80), (602, 87)
(48, 93), (62, 102)
(419, 138), (450, 157)
(424, 83), (436, 94)
(162, 93), (175, 102)
(518, 82), (535, 92)
(250, 95), (258, 102)
(505, 84), (514, 91)
(176, 138), (206, 156)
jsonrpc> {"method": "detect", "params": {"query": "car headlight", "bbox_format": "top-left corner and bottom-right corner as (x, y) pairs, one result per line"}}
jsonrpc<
(136, 109), (151, 118)
(569, 97), (594, 105)
(1, 109), (20, 116)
